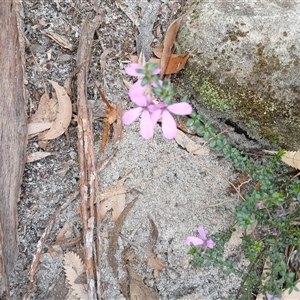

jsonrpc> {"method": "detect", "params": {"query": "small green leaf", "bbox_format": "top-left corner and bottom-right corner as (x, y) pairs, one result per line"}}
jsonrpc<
(186, 118), (195, 127)
(141, 77), (149, 86)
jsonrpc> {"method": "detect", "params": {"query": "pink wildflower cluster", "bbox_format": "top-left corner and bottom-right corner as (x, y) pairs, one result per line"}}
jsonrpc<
(122, 63), (192, 140)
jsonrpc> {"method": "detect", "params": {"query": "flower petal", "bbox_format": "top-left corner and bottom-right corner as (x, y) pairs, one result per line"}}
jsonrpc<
(151, 108), (162, 126)
(167, 103), (193, 115)
(266, 293), (280, 300)
(206, 239), (215, 248)
(161, 110), (177, 139)
(186, 236), (204, 246)
(197, 226), (207, 241)
(122, 107), (142, 125)
(128, 81), (147, 104)
(125, 63), (144, 76)
(140, 110), (154, 139)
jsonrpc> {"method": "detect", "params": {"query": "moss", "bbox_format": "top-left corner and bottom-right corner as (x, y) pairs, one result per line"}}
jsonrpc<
(182, 63), (300, 148)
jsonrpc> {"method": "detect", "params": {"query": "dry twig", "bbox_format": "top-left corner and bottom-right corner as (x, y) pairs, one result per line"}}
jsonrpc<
(23, 191), (79, 300)
(76, 11), (103, 300)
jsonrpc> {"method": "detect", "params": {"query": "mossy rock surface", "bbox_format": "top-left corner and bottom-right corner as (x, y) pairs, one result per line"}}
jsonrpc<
(177, 0), (300, 149)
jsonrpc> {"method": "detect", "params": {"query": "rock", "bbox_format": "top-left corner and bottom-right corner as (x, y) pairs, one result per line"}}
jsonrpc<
(177, 0), (300, 149)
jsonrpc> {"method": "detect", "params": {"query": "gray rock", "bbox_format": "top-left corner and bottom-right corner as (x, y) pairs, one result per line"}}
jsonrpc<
(177, 0), (300, 149)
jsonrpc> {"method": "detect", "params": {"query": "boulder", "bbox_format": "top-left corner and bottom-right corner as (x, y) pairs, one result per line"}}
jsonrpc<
(177, 0), (300, 149)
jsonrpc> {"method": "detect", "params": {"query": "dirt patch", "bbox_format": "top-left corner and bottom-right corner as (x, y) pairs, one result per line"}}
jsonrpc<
(8, 0), (269, 299)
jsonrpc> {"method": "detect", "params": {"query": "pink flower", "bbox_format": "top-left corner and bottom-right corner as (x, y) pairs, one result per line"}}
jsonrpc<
(122, 95), (154, 139)
(186, 226), (215, 249)
(271, 230), (279, 236)
(125, 63), (160, 77)
(266, 293), (280, 300)
(256, 201), (263, 209)
(276, 210), (285, 217)
(151, 102), (193, 139)
(125, 63), (160, 102)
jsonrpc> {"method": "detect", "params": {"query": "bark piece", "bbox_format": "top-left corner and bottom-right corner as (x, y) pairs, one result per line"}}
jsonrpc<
(0, 0), (27, 296)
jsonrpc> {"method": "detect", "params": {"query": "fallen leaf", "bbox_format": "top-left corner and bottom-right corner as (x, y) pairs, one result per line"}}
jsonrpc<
(128, 54), (138, 63)
(281, 150), (300, 169)
(54, 222), (72, 244)
(40, 80), (72, 140)
(147, 252), (168, 278)
(64, 252), (88, 300)
(96, 86), (117, 158)
(26, 152), (55, 163)
(127, 266), (159, 300)
(164, 52), (190, 75)
(160, 17), (182, 77)
(44, 30), (74, 51)
(152, 47), (190, 75)
(175, 130), (209, 155)
(147, 219), (168, 278)
(28, 122), (53, 136)
(108, 197), (138, 277)
(99, 173), (130, 221)
(28, 93), (57, 137)
(152, 46), (163, 58)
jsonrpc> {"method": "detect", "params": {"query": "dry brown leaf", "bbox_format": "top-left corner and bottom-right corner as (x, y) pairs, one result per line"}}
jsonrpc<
(147, 252), (168, 278)
(99, 174), (129, 221)
(29, 93), (58, 123)
(109, 198), (138, 277)
(96, 86), (117, 158)
(160, 17), (182, 77)
(28, 93), (57, 138)
(127, 266), (159, 300)
(44, 30), (74, 51)
(54, 222), (72, 244)
(152, 47), (190, 74)
(28, 122), (53, 136)
(128, 54), (138, 63)
(175, 130), (209, 155)
(152, 46), (163, 58)
(281, 150), (300, 169)
(64, 252), (88, 300)
(26, 152), (55, 163)
(164, 52), (190, 75)
(40, 80), (72, 140)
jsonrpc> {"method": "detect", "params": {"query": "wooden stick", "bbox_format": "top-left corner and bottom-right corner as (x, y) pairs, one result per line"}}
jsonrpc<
(76, 11), (103, 300)
(23, 192), (78, 300)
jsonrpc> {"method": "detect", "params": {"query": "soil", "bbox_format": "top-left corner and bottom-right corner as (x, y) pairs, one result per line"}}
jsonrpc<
(8, 0), (273, 299)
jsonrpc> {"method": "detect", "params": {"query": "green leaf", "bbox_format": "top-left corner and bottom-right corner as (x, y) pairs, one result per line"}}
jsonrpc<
(182, 95), (189, 102)
(141, 77), (149, 86)
(136, 68), (146, 75)
(152, 87), (162, 96)
(186, 118), (195, 127)
(146, 62), (159, 72)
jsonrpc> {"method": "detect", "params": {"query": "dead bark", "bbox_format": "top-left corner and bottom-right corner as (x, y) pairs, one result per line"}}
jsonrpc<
(0, 0), (27, 297)
(76, 11), (102, 300)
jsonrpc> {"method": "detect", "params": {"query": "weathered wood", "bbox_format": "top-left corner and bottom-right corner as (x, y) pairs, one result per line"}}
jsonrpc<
(0, 0), (27, 296)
